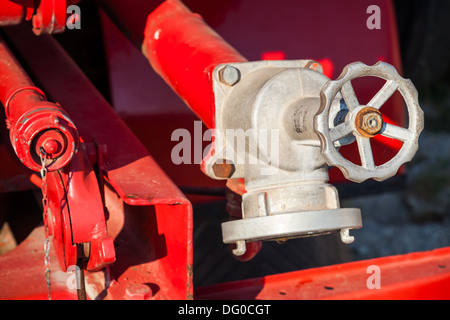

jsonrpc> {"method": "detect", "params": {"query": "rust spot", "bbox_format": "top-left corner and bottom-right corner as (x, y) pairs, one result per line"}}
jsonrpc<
(212, 160), (235, 178)
(355, 107), (383, 138)
(186, 264), (194, 300)
(187, 264), (193, 278)
(309, 62), (320, 71)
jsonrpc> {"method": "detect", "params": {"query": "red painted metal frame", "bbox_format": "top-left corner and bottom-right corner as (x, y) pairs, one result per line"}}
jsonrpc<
(195, 247), (450, 300)
(0, 226), (78, 300)
(0, 24), (193, 299)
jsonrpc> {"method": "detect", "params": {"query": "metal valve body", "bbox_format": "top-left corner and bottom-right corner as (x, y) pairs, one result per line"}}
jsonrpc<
(202, 59), (423, 254)
(203, 60), (361, 251)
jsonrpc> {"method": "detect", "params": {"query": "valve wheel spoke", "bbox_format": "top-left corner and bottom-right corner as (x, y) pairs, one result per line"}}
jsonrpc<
(368, 79), (399, 109)
(380, 122), (413, 142)
(330, 121), (353, 142)
(356, 136), (375, 170)
(340, 81), (359, 110)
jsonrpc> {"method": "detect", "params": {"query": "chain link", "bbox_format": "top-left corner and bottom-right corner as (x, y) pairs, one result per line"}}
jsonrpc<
(39, 147), (51, 300)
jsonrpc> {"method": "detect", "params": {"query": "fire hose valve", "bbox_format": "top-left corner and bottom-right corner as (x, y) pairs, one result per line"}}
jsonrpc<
(202, 60), (424, 256)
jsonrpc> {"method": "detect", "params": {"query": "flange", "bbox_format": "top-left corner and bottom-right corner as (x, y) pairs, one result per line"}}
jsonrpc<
(222, 208), (362, 244)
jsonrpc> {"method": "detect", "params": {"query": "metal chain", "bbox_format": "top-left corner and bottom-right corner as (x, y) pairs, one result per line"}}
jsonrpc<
(39, 147), (51, 300)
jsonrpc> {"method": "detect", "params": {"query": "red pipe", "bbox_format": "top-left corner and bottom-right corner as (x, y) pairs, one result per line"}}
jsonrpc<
(0, 36), (79, 172)
(142, 0), (260, 259)
(142, 0), (247, 128)
(102, 0), (259, 259)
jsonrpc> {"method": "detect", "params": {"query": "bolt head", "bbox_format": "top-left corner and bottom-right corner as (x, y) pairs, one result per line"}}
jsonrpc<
(125, 284), (152, 300)
(212, 160), (235, 178)
(218, 65), (240, 86)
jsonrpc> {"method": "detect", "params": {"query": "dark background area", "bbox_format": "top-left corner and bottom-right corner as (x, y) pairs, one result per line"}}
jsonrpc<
(394, 0), (450, 132)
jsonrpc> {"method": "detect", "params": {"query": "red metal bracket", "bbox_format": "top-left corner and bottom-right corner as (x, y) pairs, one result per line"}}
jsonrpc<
(47, 142), (115, 272)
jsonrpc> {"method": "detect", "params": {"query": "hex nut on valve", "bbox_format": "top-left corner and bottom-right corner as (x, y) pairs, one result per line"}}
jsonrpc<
(218, 65), (240, 86)
(212, 160), (235, 178)
(355, 107), (383, 137)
